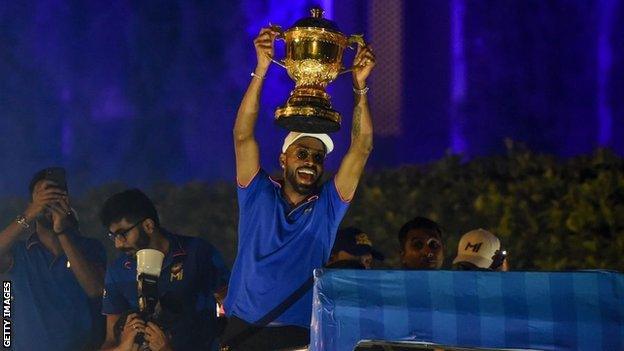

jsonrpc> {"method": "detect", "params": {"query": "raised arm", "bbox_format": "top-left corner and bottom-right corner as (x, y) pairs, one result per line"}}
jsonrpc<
(0, 181), (66, 272)
(335, 45), (376, 201)
(234, 27), (278, 186)
(0, 219), (32, 273)
(48, 197), (105, 297)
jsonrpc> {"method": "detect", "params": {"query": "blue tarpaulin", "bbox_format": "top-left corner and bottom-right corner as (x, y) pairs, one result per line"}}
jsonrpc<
(310, 269), (624, 351)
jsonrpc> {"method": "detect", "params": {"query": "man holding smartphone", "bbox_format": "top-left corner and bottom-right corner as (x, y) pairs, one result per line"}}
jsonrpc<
(0, 167), (106, 351)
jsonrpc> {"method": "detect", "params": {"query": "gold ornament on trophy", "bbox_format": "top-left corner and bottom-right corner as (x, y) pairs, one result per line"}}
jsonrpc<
(270, 7), (366, 133)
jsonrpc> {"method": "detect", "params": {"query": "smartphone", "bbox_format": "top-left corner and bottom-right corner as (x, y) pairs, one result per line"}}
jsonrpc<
(43, 167), (78, 225)
(44, 167), (68, 192)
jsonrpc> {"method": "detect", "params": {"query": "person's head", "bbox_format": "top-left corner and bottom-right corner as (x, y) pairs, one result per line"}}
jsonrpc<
(452, 229), (507, 271)
(28, 167), (69, 230)
(279, 132), (334, 196)
(329, 227), (385, 269)
(398, 217), (444, 270)
(100, 189), (161, 256)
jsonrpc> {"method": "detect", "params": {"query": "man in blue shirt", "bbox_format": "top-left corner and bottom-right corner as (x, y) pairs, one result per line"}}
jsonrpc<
(223, 27), (376, 350)
(99, 189), (229, 351)
(0, 168), (106, 351)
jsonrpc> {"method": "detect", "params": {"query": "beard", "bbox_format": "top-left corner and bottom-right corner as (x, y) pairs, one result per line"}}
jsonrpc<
(122, 228), (151, 256)
(285, 167), (322, 195)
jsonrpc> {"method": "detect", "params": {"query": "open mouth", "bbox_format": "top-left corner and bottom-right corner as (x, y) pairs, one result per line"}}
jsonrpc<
(296, 167), (317, 183)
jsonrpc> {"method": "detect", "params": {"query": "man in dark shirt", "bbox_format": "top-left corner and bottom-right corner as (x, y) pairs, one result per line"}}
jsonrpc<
(99, 189), (229, 351)
(0, 168), (106, 351)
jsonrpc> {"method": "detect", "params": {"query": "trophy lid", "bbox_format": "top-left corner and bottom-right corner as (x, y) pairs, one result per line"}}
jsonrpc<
(291, 7), (341, 32)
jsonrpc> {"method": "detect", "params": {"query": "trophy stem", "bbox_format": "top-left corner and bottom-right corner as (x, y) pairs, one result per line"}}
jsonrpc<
(275, 86), (341, 133)
(290, 87), (330, 101)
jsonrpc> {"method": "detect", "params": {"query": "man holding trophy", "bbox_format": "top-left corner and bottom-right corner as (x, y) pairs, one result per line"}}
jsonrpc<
(224, 10), (376, 349)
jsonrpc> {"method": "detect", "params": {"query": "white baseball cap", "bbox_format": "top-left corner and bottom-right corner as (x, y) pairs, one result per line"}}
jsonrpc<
(281, 132), (334, 154)
(452, 229), (501, 269)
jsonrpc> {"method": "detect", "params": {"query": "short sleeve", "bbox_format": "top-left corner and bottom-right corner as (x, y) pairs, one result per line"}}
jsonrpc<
(323, 178), (351, 225)
(102, 266), (129, 315)
(236, 169), (272, 209)
(318, 178), (351, 248)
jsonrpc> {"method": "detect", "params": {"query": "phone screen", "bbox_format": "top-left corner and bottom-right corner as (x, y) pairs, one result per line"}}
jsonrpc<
(45, 167), (68, 192)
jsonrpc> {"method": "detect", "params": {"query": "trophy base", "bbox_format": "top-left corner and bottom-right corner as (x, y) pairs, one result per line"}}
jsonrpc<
(275, 105), (341, 133)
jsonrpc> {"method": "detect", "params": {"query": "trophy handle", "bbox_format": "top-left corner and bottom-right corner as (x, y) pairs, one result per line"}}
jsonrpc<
(339, 34), (367, 75)
(347, 34), (366, 48)
(268, 24), (287, 69)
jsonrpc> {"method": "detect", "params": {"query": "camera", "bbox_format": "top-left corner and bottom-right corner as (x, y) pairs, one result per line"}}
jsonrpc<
(135, 249), (165, 346)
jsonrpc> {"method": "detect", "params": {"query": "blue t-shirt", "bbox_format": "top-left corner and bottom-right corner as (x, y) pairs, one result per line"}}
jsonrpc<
(224, 170), (350, 328)
(7, 233), (106, 351)
(102, 232), (229, 350)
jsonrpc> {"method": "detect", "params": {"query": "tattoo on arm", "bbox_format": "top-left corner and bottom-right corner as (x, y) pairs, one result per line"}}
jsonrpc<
(352, 106), (362, 137)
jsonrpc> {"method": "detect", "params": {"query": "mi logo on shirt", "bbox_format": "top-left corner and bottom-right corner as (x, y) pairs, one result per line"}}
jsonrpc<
(170, 262), (184, 282)
(465, 242), (483, 253)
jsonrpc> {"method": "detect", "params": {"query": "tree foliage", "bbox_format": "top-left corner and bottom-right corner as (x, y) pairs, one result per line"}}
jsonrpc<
(1, 144), (622, 271)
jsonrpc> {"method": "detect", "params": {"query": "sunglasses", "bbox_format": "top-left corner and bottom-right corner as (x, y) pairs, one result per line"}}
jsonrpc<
(295, 148), (325, 164)
(107, 218), (147, 242)
(412, 237), (442, 251)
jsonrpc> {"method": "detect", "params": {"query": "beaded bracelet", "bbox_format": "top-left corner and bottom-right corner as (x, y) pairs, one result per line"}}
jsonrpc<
(353, 86), (369, 95)
(251, 72), (265, 80)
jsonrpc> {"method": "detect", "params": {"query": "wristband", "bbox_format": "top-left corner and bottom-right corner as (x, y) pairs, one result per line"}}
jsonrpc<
(16, 215), (30, 229)
(353, 85), (369, 95)
(251, 72), (266, 80)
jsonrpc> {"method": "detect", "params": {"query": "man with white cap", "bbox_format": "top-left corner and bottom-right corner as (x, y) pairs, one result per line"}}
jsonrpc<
(223, 27), (376, 350)
(452, 229), (508, 271)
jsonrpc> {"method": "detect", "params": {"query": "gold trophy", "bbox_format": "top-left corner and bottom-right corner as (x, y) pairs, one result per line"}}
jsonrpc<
(271, 7), (365, 133)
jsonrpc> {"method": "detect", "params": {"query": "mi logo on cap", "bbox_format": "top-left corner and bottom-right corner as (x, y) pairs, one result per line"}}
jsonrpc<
(355, 233), (373, 246)
(465, 242), (482, 253)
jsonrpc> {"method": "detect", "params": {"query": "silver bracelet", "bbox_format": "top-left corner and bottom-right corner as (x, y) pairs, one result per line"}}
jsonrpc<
(251, 72), (265, 80)
(353, 85), (369, 95)
(16, 215), (30, 229)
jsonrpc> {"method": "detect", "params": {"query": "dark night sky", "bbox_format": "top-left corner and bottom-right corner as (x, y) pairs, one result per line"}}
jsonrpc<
(0, 0), (622, 194)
